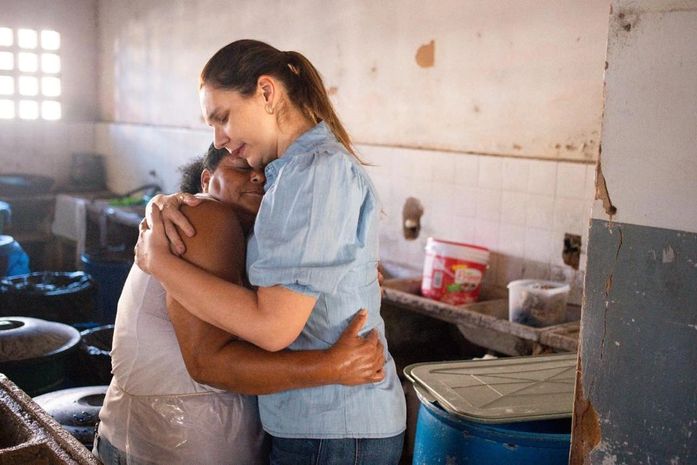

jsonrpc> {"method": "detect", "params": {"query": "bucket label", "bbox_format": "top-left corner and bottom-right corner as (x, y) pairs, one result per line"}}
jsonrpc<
(453, 265), (482, 292)
(422, 250), (488, 305)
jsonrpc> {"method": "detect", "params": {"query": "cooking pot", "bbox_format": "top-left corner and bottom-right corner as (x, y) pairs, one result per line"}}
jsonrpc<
(0, 317), (81, 396)
(34, 385), (108, 449)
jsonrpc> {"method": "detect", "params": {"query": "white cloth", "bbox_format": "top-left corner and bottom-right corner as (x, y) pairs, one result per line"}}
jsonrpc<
(51, 194), (87, 266)
(98, 265), (267, 465)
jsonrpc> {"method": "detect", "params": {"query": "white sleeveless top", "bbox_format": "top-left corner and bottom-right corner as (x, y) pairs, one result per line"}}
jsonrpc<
(98, 265), (267, 465)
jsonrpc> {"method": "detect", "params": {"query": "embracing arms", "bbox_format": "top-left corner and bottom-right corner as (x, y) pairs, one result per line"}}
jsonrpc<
(138, 201), (314, 352)
(165, 200), (384, 394)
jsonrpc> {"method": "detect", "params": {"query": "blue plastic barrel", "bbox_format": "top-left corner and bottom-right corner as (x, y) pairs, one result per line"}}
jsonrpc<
(413, 399), (571, 465)
(0, 235), (30, 277)
(80, 249), (132, 324)
(0, 200), (10, 234)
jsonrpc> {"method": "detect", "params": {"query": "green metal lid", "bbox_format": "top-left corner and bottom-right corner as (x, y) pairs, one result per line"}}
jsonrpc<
(405, 353), (577, 423)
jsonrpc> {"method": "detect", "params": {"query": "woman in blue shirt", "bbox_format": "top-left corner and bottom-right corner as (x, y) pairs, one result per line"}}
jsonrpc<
(136, 40), (406, 464)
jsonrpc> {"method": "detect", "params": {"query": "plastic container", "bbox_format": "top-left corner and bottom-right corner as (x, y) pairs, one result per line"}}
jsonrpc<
(507, 280), (571, 327)
(406, 354), (575, 465)
(0, 235), (30, 277)
(421, 238), (490, 305)
(81, 249), (132, 324)
(0, 271), (96, 324)
(412, 397), (571, 465)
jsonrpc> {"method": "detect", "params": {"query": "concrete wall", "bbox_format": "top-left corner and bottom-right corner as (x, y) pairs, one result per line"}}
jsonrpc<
(571, 1), (697, 463)
(0, 0), (98, 186)
(95, 0), (609, 300)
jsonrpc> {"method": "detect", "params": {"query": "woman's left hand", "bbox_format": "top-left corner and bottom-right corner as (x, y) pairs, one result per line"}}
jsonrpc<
(135, 206), (173, 275)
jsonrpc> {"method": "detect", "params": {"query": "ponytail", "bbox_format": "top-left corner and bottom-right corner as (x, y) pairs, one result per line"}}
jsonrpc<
(200, 40), (359, 160)
(283, 51), (356, 157)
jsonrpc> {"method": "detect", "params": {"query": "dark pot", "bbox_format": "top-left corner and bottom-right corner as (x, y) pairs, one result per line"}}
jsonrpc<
(74, 325), (114, 387)
(33, 385), (108, 449)
(0, 271), (96, 324)
(0, 317), (81, 396)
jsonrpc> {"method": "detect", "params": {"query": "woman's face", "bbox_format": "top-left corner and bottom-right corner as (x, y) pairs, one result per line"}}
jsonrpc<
(200, 84), (278, 170)
(202, 155), (265, 215)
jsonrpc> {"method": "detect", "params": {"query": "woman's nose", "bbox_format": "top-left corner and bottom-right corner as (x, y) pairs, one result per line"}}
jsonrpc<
(250, 171), (265, 184)
(213, 126), (229, 150)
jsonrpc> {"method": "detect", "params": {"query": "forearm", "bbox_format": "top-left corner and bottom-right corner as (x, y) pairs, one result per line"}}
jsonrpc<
(153, 253), (312, 351)
(195, 340), (340, 395)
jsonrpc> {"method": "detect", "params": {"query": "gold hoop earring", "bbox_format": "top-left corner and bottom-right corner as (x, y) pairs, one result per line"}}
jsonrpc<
(265, 103), (274, 115)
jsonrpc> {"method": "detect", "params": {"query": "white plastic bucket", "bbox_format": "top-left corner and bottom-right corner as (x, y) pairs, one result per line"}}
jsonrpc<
(421, 238), (490, 305)
(507, 280), (571, 327)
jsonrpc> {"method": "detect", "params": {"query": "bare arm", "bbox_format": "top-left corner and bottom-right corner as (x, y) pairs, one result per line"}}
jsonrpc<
(166, 200), (384, 394)
(137, 205), (316, 351)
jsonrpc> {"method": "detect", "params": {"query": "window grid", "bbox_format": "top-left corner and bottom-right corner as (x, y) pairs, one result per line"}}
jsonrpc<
(0, 26), (61, 120)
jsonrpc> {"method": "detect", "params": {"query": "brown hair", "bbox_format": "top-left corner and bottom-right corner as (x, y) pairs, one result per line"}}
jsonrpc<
(200, 40), (356, 157)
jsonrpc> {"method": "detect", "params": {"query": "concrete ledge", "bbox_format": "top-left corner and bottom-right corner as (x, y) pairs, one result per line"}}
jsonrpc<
(0, 374), (100, 465)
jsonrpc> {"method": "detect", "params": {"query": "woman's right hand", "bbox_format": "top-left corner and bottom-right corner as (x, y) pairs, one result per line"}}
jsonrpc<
(145, 193), (202, 255)
(328, 310), (386, 385)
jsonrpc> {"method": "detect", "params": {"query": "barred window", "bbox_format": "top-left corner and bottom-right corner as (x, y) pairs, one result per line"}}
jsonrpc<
(0, 27), (61, 120)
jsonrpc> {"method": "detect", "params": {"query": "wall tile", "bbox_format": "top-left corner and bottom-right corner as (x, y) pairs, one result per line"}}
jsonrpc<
(502, 158), (530, 192)
(449, 216), (476, 243)
(498, 223), (526, 258)
(405, 149), (433, 180)
(452, 187), (477, 217)
(553, 197), (588, 236)
(548, 230), (567, 267)
(429, 183), (457, 218)
(454, 155), (479, 187)
(525, 194), (555, 229)
(527, 159), (557, 196)
(476, 188), (502, 222)
(426, 212), (454, 241)
(474, 218), (499, 249)
(500, 191), (529, 226)
(478, 156), (503, 189)
(431, 150), (456, 184)
(584, 163), (597, 200)
(556, 162), (588, 199)
(524, 227), (555, 262)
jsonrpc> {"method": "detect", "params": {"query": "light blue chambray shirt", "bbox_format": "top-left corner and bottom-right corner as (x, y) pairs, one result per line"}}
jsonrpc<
(246, 122), (406, 439)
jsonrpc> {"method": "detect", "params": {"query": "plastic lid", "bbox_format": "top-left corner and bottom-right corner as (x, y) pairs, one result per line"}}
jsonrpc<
(507, 279), (571, 296)
(404, 353), (576, 423)
(424, 237), (490, 264)
(0, 235), (15, 249)
(0, 317), (81, 363)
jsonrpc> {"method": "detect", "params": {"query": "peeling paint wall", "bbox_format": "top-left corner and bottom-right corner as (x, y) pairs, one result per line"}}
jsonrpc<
(97, 0), (609, 161)
(573, 1), (697, 463)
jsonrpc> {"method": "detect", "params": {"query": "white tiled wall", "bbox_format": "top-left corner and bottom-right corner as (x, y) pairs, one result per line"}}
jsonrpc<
(361, 144), (595, 304)
(92, 123), (595, 305)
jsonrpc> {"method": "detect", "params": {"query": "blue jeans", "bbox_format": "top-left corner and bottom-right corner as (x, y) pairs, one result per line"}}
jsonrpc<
(93, 433), (129, 465)
(270, 434), (404, 465)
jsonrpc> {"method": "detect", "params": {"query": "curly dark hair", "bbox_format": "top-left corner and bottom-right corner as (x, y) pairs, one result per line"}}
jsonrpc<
(178, 143), (230, 194)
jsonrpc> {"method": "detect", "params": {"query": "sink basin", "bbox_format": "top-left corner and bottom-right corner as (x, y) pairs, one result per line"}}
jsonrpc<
(382, 278), (579, 355)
